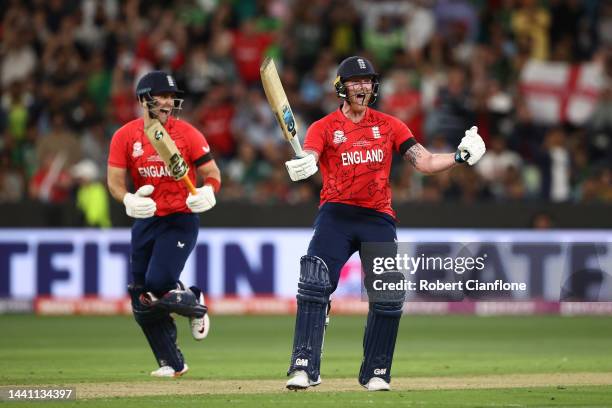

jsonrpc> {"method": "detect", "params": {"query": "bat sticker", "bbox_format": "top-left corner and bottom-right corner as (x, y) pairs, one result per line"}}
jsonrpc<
(169, 153), (188, 179)
(282, 105), (297, 136)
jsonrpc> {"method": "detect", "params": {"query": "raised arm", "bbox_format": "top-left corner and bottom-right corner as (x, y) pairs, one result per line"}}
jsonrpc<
(404, 143), (457, 174)
(404, 126), (486, 174)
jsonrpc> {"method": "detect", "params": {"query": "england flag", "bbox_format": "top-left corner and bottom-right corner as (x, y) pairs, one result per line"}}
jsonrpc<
(519, 60), (605, 125)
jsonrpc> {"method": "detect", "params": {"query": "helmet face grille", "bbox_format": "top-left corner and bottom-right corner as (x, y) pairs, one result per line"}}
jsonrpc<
(143, 94), (184, 119)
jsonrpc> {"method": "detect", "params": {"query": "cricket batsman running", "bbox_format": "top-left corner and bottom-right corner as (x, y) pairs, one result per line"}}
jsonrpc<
(107, 71), (221, 377)
(284, 57), (486, 391)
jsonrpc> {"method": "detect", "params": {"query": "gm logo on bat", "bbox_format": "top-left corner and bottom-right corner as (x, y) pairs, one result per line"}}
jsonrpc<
(155, 130), (164, 140)
(282, 105), (297, 137)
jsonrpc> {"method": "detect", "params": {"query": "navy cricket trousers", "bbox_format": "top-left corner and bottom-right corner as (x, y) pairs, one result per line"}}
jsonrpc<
(307, 202), (397, 293)
(131, 213), (199, 295)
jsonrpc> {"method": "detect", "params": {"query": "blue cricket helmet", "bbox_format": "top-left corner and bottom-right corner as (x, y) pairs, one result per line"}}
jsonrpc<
(136, 71), (183, 101)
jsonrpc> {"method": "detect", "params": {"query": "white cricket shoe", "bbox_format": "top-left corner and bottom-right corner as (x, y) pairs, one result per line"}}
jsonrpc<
(190, 292), (210, 340)
(363, 377), (390, 391)
(150, 364), (189, 378)
(286, 370), (321, 390)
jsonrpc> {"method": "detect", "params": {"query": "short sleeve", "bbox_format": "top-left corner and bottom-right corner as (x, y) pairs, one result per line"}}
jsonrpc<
(391, 116), (416, 155)
(303, 119), (326, 155)
(187, 123), (213, 167)
(108, 130), (128, 168)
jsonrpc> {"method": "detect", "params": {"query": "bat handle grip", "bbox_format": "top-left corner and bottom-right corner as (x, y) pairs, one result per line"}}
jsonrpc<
(181, 175), (198, 195)
(289, 137), (306, 158)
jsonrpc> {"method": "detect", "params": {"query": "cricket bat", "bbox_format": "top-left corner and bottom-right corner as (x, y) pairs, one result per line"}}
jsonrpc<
(260, 57), (306, 158)
(144, 119), (197, 195)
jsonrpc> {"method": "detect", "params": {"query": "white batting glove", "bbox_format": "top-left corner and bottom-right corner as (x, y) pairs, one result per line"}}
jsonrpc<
(123, 185), (157, 218)
(186, 185), (216, 213)
(285, 154), (318, 181)
(456, 126), (486, 166)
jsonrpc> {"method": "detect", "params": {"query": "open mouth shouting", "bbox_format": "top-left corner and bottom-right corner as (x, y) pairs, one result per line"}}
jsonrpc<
(150, 105), (173, 123)
(156, 107), (172, 122)
(355, 92), (368, 105)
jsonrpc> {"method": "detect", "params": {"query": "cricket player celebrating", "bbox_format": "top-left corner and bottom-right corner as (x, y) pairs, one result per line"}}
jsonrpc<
(284, 57), (485, 391)
(107, 71), (221, 377)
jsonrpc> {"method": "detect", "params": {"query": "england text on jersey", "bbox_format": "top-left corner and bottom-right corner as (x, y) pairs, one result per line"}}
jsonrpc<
(341, 148), (384, 166)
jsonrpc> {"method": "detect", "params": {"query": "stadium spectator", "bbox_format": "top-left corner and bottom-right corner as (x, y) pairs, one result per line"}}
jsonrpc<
(289, 2), (326, 74)
(536, 127), (571, 202)
(530, 211), (555, 229)
(80, 120), (110, 176)
(233, 87), (283, 150)
(0, 150), (24, 203)
(475, 135), (523, 198)
(29, 152), (73, 204)
(363, 14), (405, 69)
(402, 1), (435, 60)
(197, 83), (236, 158)
(225, 143), (272, 198)
(0, 16), (37, 87)
(231, 18), (274, 85)
(382, 69), (424, 143)
(35, 112), (82, 169)
(511, 0), (551, 60)
(71, 159), (111, 228)
(425, 65), (475, 144)
(324, 1), (363, 58)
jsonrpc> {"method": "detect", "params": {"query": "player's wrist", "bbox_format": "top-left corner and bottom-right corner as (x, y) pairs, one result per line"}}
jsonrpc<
(122, 192), (132, 204)
(454, 149), (466, 164)
(204, 177), (220, 193)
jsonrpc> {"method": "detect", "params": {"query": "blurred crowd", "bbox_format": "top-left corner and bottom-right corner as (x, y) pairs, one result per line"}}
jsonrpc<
(1, 0), (611, 225)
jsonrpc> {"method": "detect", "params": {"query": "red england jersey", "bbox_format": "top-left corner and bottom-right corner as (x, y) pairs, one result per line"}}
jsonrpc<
(304, 108), (415, 218)
(108, 116), (213, 216)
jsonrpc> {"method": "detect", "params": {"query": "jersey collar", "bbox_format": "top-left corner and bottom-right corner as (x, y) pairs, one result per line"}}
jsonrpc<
(337, 106), (370, 125)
